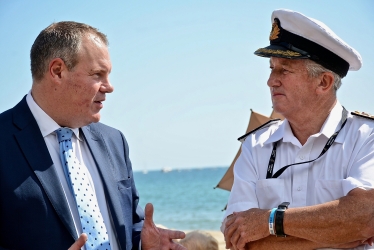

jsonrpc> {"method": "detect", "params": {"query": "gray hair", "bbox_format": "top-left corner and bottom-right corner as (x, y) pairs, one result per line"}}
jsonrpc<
(304, 59), (342, 91)
(30, 21), (108, 81)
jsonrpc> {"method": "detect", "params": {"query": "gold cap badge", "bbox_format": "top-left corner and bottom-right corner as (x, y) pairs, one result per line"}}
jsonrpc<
(269, 19), (280, 41)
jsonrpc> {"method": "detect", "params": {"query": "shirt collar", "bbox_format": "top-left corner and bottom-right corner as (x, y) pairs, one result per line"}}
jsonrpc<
(26, 91), (82, 140)
(263, 101), (344, 146)
(319, 101), (344, 143)
(262, 120), (284, 145)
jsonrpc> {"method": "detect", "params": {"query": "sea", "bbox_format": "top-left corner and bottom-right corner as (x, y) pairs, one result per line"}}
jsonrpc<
(133, 167), (230, 231)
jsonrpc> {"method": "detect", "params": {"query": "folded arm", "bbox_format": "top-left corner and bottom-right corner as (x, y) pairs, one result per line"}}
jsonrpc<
(284, 187), (374, 244)
(244, 236), (366, 250)
(224, 188), (374, 249)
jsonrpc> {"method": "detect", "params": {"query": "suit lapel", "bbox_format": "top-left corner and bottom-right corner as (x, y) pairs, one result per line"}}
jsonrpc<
(81, 126), (126, 246)
(13, 97), (77, 240)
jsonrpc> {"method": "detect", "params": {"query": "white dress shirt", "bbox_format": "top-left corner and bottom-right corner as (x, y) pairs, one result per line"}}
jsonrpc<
(26, 92), (120, 250)
(224, 102), (374, 250)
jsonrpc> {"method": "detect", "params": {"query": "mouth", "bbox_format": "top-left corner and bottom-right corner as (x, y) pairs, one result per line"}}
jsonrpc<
(272, 93), (283, 97)
(93, 99), (105, 109)
(94, 98), (105, 104)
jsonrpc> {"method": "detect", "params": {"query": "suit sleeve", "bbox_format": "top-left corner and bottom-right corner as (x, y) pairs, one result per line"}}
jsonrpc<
(120, 132), (144, 249)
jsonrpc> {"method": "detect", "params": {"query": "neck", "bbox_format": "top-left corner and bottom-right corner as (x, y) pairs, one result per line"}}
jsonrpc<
(31, 80), (51, 114)
(286, 98), (337, 145)
(31, 80), (70, 127)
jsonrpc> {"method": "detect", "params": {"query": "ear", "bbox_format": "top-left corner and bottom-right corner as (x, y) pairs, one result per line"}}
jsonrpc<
(48, 58), (66, 84)
(316, 72), (335, 94)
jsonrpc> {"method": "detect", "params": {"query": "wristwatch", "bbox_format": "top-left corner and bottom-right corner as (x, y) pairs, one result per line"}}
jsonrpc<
(275, 202), (290, 237)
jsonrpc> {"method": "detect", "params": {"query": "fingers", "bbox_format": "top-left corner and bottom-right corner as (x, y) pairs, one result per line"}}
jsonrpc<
(225, 213), (236, 228)
(144, 203), (155, 226)
(225, 220), (236, 249)
(224, 230), (233, 249)
(158, 228), (186, 240)
(237, 234), (247, 250)
(368, 237), (374, 246)
(360, 237), (374, 246)
(224, 231), (232, 249)
(68, 233), (87, 250)
(230, 229), (241, 250)
(163, 228), (185, 240)
(225, 212), (238, 248)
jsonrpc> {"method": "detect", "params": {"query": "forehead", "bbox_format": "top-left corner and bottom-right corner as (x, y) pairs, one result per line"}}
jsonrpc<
(77, 34), (111, 70)
(269, 57), (305, 68)
(79, 33), (108, 53)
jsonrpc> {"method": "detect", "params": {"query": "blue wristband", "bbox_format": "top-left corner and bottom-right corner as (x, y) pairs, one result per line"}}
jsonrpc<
(269, 208), (277, 235)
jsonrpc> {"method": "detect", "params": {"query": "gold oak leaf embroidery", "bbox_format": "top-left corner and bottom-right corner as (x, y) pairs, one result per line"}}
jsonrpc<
(269, 21), (280, 40)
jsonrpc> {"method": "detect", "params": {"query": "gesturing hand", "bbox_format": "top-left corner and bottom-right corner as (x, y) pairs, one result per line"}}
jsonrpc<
(224, 208), (270, 250)
(68, 233), (88, 250)
(141, 203), (186, 250)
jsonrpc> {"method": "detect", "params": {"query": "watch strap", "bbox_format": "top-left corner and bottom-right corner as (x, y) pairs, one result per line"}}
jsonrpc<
(275, 202), (290, 237)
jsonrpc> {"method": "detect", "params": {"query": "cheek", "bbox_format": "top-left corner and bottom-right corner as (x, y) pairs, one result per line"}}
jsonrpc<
(66, 77), (99, 109)
(75, 86), (98, 107)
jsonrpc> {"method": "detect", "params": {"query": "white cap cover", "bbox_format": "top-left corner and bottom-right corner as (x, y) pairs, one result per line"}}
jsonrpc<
(254, 9), (362, 77)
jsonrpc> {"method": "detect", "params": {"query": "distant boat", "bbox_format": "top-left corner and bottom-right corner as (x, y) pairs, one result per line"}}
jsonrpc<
(142, 169), (148, 174)
(161, 167), (172, 173)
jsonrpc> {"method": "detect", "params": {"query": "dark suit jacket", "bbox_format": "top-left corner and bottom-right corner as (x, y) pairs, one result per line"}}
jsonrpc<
(0, 96), (144, 250)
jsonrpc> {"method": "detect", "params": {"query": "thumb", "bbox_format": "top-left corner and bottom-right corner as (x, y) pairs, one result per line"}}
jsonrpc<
(144, 203), (155, 226)
(68, 233), (88, 250)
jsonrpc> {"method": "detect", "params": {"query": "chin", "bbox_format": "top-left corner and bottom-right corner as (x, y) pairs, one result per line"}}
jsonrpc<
(79, 114), (101, 127)
(89, 116), (101, 124)
(272, 105), (287, 116)
(92, 113), (101, 123)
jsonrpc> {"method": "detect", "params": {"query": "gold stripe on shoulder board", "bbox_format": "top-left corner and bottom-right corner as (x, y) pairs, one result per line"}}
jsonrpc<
(351, 111), (374, 120)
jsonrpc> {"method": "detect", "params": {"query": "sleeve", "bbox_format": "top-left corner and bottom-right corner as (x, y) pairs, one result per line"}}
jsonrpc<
(121, 132), (144, 249)
(221, 139), (260, 229)
(343, 124), (374, 195)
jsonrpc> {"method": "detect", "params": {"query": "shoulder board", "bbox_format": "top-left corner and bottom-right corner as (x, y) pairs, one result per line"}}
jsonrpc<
(237, 119), (281, 142)
(351, 111), (374, 120)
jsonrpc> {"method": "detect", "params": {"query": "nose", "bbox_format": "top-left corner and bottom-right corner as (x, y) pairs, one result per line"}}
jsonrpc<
(267, 70), (281, 88)
(100, 77), (114, 93)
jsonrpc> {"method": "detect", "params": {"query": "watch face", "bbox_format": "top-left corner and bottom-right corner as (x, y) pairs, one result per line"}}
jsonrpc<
(278, 202), (290, 209)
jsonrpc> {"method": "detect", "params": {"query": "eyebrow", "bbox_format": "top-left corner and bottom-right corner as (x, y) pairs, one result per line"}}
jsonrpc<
(89, 68), (111, 74)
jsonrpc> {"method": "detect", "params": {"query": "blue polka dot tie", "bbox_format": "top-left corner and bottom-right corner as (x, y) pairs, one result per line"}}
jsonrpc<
(56, 128), (111, 250)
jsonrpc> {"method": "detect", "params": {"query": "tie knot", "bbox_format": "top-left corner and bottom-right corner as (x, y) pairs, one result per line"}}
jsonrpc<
(55, 128), (74, 143)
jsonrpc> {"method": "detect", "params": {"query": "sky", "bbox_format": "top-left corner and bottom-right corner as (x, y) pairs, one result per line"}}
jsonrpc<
(1, 1), (373, 171)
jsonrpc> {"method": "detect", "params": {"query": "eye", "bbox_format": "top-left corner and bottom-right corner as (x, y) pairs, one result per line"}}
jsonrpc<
(91, 72), (101, 78)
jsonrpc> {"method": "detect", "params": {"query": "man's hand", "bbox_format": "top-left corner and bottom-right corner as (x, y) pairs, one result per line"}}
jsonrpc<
(224, 208), (270, 250)
(141, 203), (186, 250)
(68, 233), (87, 250)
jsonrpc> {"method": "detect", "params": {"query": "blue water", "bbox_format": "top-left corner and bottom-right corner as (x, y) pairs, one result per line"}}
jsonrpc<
(133, 167), (230, 231)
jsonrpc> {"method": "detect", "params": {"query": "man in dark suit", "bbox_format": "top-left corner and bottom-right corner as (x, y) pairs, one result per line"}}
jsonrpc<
(0, 21), (186, 250)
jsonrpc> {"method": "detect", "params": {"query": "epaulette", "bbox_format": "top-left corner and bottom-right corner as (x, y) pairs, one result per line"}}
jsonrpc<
(351, 111), (374, 120)
(237, 119), (281, 142)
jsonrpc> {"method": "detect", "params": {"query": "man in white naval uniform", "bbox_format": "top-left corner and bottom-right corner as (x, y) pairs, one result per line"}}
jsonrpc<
(223, 9), (374, 250)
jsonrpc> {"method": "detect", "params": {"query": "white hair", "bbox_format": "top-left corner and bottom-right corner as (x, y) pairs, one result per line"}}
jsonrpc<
(304, 59), (342, 91)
